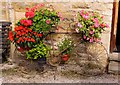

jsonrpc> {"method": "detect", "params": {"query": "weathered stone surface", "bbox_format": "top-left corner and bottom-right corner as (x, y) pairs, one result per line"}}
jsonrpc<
(88, 2), (108, 11)
(3, 1), (114, 75)
(72, 2), (89, 9)
(57, 42), (108, 75)
(108, 61), (120, 74)
(109, 53), (120, 62)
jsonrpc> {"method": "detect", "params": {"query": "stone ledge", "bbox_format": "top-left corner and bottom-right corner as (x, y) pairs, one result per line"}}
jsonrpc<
(108, 61), (120, 74)
(109, 53), (120, 62)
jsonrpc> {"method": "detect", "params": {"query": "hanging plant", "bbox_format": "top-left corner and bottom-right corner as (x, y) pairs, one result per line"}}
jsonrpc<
(76, 10), (109, 43)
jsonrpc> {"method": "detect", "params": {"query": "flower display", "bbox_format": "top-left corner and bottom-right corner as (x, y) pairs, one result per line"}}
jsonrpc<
(58, 37), (73, 62)
(8, 3), (61, 60)
(8, 25), (42, 48)
(76, 10), (109, 43)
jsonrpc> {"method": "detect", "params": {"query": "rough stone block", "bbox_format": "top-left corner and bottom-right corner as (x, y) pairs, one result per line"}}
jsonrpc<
(109, 53), (120, 62)
(72, 2), (90, 9)
(108, 61), (120, 74)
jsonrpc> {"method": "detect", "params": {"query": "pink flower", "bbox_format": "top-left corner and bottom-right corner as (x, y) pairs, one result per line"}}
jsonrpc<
(94, 22), (99, 28)
(46, 20), (50, 24)
(93, 18), (99, 28)
(94, 38), (101, 42)
(92, 18), (98, 23)
(79, 10), (84, 16)
(106, 23), (109, 28)
(89, 30), (94, 34)
(57, 12), (64, 21)
(83, 35), (86, 39)
(57, 12), (62, 17)
(25, 11), (34, 18)
(87, 37), (90, 40)
(92, 13), (94, 16)
(94, 38), (98, 42)
(60, 17), (64, 21)
(100, 23), (105, 28)
(83, 15), (89, 19)
(101, 16), (104, 19)
(77, 23), (82, 28)
(38, 3), (44, 7)
(80, 10), (89, 19)
(89, 38), (93, 43)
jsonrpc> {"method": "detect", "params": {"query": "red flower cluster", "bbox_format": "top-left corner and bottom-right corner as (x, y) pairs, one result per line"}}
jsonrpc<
(8, 31), (13, 41)
(20, 19), (32, 26)
(8, 26), (42, 46)
(25, 3), (44, 18)
(25, 11), (34, 18)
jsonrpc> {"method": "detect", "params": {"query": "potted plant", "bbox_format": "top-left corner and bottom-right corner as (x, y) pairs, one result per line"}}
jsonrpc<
(75, 10), (109, 43)
(57, 37), (73, 63)
(8, 3), (61, 64)
(74, 10), (109, 75)
(8, 3), (61, 49)
(26, 42), (50, 65)
(8, 26), (42, 52)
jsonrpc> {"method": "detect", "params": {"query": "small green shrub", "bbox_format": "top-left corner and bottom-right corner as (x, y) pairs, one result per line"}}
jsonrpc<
(26, 42), (50, 59)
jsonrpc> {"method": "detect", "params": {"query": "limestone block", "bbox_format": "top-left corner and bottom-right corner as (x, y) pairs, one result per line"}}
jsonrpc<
(108, 61), (120, 74)
(88, 2), (113, 12)
(109, 53), (120, 62)
(72, 2), (90, 9)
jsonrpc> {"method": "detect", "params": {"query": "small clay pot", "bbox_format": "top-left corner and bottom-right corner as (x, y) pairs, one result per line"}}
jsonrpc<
(61, 54), (69, 61)
(17, 46), (24, 52)
(48, 56), (61, 66)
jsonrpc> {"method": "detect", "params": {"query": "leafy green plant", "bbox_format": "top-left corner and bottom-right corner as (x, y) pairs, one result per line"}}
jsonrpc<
(26, 42), (49, 59)
(8, 3), (61, 48)
(31, 9), (60, 33)
(58, 38), (73, 55)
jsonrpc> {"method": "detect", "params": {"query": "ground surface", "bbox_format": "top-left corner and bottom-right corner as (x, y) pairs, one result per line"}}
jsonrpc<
(1, 62), (119, 84)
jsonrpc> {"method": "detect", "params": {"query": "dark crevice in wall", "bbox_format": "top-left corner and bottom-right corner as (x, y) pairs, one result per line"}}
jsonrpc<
(116, 1), (120, 51)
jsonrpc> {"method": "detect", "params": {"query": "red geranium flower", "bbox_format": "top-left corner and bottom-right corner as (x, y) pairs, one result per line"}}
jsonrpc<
(31, 38), (35, 42)
(20, 19), (32, 26)
(8, 31), (13, 41)
(37, 33), (42, 37)
(100, 23), (105, 28)
(25, 11), (34, 18)
(14, 26), (24, 32)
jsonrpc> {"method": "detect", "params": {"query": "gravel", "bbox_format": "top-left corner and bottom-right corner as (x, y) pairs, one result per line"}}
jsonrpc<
(1, 62), (119, 84)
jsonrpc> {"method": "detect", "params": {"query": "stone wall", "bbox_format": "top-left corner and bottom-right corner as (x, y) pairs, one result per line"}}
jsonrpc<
(1, 1), (113, 53)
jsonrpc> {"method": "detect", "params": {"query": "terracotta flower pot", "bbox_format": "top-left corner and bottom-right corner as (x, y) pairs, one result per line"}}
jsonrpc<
(17, 46), (24, 52)
(61, 54), (69, 61)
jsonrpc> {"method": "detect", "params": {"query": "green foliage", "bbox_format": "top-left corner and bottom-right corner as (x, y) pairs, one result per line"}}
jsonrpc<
(26, 42), (50, 59)
(58, 38), (73, 55)
(31, 9), (60, 33)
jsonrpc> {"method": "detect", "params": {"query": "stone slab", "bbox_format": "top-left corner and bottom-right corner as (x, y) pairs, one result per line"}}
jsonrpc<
(109, 53), (120, 62)
(108, 61), (120, 74)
